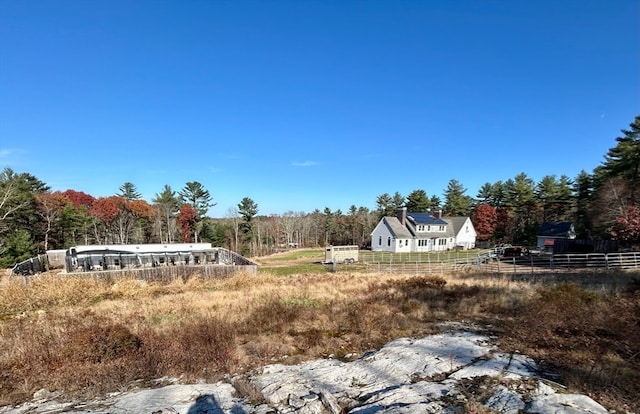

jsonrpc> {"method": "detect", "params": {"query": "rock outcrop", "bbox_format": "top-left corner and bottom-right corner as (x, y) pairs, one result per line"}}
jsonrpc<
(1, 329), (610, 414)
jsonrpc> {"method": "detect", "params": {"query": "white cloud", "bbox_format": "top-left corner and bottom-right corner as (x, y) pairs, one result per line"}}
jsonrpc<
(292, 160), (319, 167)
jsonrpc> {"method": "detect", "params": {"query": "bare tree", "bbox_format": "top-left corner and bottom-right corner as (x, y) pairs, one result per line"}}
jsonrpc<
(281, 211), (301, 248)
(0, 169), (29, 234)
(226, 206), (240, 252)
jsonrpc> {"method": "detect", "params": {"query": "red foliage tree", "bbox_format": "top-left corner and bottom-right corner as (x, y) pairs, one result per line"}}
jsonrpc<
(62, 189), (95, 208)
(128, 199), (155, 221)
(90, 196), (123, 224)
(177, 204), (198, 243)
(473, 204), (498, 241)
(494, 207), (514, 244)
(609, 204), (640, 245)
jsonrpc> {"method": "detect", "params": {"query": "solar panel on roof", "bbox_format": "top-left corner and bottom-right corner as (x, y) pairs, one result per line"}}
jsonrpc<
(407, 213), (448, 225)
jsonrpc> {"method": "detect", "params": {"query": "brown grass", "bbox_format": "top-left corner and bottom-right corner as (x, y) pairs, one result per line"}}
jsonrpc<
(0, 269), (638, 412)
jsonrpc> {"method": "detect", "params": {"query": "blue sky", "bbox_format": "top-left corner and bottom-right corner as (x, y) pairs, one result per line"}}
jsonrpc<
(1, 1), (638, 217)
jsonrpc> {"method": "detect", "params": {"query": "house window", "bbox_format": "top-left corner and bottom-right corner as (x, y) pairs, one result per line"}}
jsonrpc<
(439, 225), (445, 231)
(417, 225), (424, 231)
(465, 225), (469, 233)
(427, 225), (431, 231)
(378, 236), (382, 246)
(387, 237), (391, 246)
(405, 240), (408, 246)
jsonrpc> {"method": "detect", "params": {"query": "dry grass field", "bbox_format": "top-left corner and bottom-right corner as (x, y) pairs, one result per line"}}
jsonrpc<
(1, 249), (639, 412)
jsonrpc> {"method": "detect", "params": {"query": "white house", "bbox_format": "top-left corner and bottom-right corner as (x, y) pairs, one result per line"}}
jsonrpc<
(370, 207), (476, 253)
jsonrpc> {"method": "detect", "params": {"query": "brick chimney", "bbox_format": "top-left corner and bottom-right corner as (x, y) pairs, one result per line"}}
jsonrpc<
(397, 207), (407, 226)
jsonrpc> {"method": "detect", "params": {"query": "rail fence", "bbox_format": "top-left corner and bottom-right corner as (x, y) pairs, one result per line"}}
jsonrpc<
(363, 251), (640, 275)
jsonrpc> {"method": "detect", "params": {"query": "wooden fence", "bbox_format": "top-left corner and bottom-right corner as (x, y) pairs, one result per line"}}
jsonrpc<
(363, 251), (640, 275)
(63, 264), (258, 281)
(482, 252), (640, 273)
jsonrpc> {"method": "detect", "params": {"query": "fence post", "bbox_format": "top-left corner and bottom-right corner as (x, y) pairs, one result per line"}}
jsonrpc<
(530, 255), (534, 275)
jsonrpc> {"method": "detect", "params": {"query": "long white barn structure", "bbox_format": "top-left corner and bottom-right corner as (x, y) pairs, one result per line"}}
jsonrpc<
(64, 243), (254, 273)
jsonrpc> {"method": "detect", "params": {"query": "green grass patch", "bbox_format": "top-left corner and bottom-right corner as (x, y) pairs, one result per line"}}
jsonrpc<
(261, 249), (324, 263)
(359, 249), (487, 264)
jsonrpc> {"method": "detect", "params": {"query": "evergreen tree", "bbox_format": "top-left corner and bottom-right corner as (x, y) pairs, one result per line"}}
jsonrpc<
(429, 195), (442, 211)
(405, 189), (430, 212)
(504, 173), (537, 244)
(238, 197), (258, 255)
(535, 175), (573, 222)
(443, 179), (472, 216)
(391, 192), (405, 210)
(375, 193), (394, 219)
(597, 114), (640, 202)
(477, 181), (506, 207)
(153, 185), (180, 243)
(118, 182), (141, 201)
(573, 170), (593, 238)
(179, 181), (215, 217)
(179, 181), (215, 242)
(0, 229), (35, 267)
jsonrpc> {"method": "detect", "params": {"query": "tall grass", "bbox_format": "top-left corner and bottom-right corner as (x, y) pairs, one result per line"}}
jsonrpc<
(0, 269), (638, 411)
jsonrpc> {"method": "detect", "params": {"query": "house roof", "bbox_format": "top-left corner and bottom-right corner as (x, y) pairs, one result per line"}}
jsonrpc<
(382, 217), (414, 239)
(537, 221), (574, 237)
(374, 212), (470, 240)
(406, 212), (448, 225)
(443, 217), (468, 234)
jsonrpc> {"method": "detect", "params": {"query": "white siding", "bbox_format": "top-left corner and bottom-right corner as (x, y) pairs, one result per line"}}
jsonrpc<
(454, 218), (477, 249)
(371, 221), (395, 252)
(372, 216), (477, 253)
(395, 238), (412, 253)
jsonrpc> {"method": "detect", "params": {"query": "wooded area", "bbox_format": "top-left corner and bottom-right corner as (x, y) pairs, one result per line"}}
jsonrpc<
(0, 115), (638, 267)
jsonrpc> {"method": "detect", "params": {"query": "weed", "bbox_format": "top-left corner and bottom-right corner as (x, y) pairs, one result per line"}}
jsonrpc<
(1, 268), (639, 411)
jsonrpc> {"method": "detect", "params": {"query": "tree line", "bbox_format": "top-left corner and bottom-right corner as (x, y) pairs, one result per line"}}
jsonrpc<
(0, 115), (638, 267)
